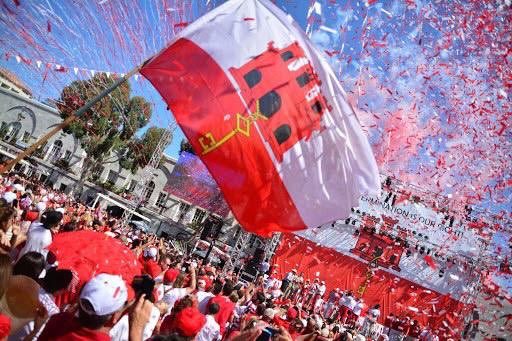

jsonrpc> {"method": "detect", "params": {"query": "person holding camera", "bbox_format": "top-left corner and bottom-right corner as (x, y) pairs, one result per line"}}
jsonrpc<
(38, 273), (154, 341)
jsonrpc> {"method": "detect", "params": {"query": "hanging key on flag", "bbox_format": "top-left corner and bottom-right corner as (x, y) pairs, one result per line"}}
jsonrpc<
(141, 0), (380, 236)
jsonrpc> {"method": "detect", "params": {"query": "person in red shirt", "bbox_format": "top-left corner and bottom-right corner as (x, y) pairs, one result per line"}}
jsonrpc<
(207, 280), (236, 336)
(142, 248), (162, 279)
(0, 313), (11, 341)
(273, 307), (297, 332)
(38, 274), (152, 341)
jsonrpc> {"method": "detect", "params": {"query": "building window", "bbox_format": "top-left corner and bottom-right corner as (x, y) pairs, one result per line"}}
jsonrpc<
(107, 170), (118, 184)
(46, 140), (63, 162)
(192, 209), (206, 224)
(25, 166), (34, 177)
(142, 181), (155, 202)
(179, 202), (191, 213)
(155, 192), (167, 208)
(177, 201), (191, 222)
(59, 183), (67, 192)
(22, 131), (30, 143)
(4, 122), (21, 142)
(127, 180), (137, 192)
(0, 122), (7, 139)
(63, 150), (72, 161)
(34, 141), (47, 158)
(92, 165), (104, 178)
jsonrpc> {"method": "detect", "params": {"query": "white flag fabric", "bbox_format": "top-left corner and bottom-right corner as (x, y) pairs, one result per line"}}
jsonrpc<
(141, 0), (380, 236)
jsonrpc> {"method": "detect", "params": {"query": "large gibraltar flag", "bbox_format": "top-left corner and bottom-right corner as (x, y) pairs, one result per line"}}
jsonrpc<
(141, 0), (380, 236)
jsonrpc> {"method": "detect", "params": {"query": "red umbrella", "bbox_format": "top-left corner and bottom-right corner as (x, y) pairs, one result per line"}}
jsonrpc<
(48, 230), (143, 304)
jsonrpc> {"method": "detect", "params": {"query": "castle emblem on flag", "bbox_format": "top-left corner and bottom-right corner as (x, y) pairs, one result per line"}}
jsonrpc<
(140, 0), (380, 235)
(195, 42), (330, 161)
(230, 41), (330, 162)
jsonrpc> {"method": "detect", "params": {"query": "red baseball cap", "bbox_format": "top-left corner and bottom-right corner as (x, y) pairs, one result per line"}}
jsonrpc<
(175, 307), (206, 337)
(163, 268), (180, 284)
(287, 307), (298, 319)
(0, 313), (11, 339)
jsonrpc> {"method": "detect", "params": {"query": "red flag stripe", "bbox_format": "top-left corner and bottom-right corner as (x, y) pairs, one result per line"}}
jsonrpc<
(141, 38), (306, 235)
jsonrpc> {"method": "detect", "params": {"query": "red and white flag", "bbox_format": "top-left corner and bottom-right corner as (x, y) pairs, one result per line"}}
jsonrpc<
(141, 0), (380, 236)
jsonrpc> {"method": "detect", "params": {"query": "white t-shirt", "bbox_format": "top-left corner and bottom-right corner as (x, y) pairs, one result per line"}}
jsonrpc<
(368, 308), (380, 319)
(3, 191), (16, 204)
(353, 302), (364, 316)
(19, 223), (52, 258)
(110, 305), (160, 341)
(196, 314), (221, 341)
(273, 288), (284, 299)
(284, 272), (295, 281)
(317, 284), (326, 296)
(264, 277), (279, 290)
(163, 287), (188, 313)
(314, 298), (324, 310)
(343, 296), (356, 310)
(197, 290), (215, 314)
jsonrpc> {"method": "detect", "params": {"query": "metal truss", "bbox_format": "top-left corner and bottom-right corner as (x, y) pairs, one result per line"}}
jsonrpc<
(121, 124), (174, 225)
(222, 226), (251, 276)
(264, 232), (282, 261)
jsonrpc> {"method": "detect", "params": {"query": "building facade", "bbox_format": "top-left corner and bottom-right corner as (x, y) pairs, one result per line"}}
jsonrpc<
(0, 69), (273, 262)
(0, 84), (250, 242)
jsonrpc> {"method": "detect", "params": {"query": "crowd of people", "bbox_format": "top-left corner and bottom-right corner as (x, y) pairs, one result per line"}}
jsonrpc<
(0, 172), (444, 341)
(263, 269), (430, 340)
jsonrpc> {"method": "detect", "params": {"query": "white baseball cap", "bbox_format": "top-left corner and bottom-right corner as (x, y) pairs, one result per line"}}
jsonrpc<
(79, 274), (128, 316)
(263, 308), (275, 319)
(35, 202), (47, 212)
(144, 247), (158, 259)
(2, 191), (16, 204)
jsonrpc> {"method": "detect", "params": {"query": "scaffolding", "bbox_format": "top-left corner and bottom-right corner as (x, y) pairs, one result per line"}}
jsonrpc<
(222, 226), (251, 276)
(121, 124), (175, 226)
(264, 232), (282, 261)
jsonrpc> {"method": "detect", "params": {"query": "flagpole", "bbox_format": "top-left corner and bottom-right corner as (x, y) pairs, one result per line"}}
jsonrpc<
(0, 63), (145, 174)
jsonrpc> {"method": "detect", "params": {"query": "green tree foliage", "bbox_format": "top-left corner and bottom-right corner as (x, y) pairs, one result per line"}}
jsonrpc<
(120, 127), (169, 173)
(56, 73), (152, 195)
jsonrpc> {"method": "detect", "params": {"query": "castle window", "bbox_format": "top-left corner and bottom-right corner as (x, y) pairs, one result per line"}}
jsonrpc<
(296, 72), (311, 87)
(142, 181), (155, 202)
(311, 100), (323, 114)
(274, 124), (291, 145)
(243, 69), (261, 88)
(281, 51), (294, 61)
(259, 90), (281, 118)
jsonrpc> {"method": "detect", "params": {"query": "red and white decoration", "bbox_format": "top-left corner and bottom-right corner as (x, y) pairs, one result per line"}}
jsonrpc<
(141, 0), (380, 236)
(273, 191), (485, 333)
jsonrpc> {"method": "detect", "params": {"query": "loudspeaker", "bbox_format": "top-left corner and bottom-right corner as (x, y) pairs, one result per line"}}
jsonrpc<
(253, 248), (264, 261)
(200, 216), (223, 240)
(200, 221), (213, 240)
